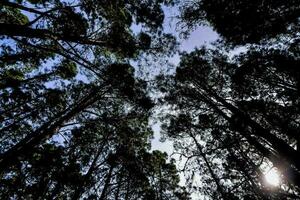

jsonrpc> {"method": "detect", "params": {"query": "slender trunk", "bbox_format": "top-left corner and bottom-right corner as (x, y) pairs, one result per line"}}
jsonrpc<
(114, 179), (121, 200)
(297, 137), (300, 153)
(0, 23), (106, 46)
(190, 134), (230, 200)
(48, 182), (62, 200)
(202, 86), (300, 172)
(36, 178), (51, 200)
(124, 176), (130, 200)
(227, 116), (300, 187)
(99, 164), (114, 200)
(0, 72), (56, 89)
(239, 130), (300, 187)
(159, 166), (163, 200)
(194, 89), (300, 187)
(226, 148), (270, 200)
(0, 88), (103, 171)
(72, 149), (102, 200)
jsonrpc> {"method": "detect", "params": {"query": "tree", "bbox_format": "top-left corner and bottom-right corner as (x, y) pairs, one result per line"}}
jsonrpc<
(0, 0), (176, 170)
(157, 45), (300, 199)
(2, 0), (299, 199)
(151, 1), (300, 199)
(0, 0), (186, 199)
(0, 93), (189, 199)
(179, 0), (300, 45)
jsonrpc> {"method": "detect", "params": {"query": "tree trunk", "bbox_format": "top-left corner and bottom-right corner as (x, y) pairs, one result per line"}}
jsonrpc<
(72, 149), (103, 200)
(48, 182), (62, 200)
(193, 88), (300, 187)
(201, 86), (300, 172)
(99, 164), (114, 200)
(0, 23), (106, 46)
(0, 88), (102, 172)
(190, 134), (230, 200)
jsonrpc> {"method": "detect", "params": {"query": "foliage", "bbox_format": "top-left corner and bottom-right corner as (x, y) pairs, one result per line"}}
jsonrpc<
(0, 0), (185, 199)
(1, 0), (300, 199)
(180, 0), (300, 45)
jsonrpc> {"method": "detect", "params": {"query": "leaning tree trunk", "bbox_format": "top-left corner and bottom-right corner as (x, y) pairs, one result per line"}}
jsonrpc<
(198, 84), (300, 172)
(190, 133), (231, 200)
(71, 147), (105, 200)
(0, 88), (104, 172)
(99, 164), (115, 200)
(193, 87), (300, 187)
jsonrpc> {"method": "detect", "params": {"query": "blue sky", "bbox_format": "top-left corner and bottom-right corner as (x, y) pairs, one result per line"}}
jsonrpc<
(150, 6), (219, 154)
(148, 8), (220, 198)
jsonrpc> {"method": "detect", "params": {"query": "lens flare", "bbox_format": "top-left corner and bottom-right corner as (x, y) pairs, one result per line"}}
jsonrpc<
(265, 168), (280, 186)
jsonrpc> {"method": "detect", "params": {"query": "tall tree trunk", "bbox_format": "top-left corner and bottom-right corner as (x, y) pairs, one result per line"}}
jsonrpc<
(237, 127), (300, 187)
(36, 178), (51, 200)
(226, 147), (270, 200)
(124, 176), (131, 200)
(99, 164), (114, 200)
(193, 88), (300, 187)
(0, 88), (103, 172)
(0, 23), (106, 46)
(114, 174), (122, 200)
(72, 148), (103, 200)
(190, 133), (230, 200)
(159, 166), (163, 200)
(48, 182), (62, 200)
(199, 85), (300, 172)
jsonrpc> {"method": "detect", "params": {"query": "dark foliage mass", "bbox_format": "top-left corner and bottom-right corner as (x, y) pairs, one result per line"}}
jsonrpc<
(0, 0), (187, 199)
(156, 0), (300, 199)
(180, 0), (300, 45)
(0, 0), (299, 199)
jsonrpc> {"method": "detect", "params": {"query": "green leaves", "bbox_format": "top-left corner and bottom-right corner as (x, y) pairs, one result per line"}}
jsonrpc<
(45, 89), (66, 107)
(0, 6), (29, 25)
(4, 69), (24, 80)
(0, 69), (24, 89)
(57, 60), (78, 79)
(9, 0), (300, 199)
(52, 7), (88, 38)
(0, 0), (180, 198)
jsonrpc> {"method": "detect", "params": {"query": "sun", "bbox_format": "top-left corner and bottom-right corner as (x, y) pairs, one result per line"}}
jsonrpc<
(265, 168), (280, 186)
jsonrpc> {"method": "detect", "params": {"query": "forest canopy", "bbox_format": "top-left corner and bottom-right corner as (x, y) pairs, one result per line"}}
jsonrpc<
(0, 0), (299, 199)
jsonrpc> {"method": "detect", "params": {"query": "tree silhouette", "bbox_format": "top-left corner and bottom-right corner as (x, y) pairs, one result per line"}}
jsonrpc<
(0, 0), (186, 199)
(1, 0), (300, 199)
(180, 0), (300, 45)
